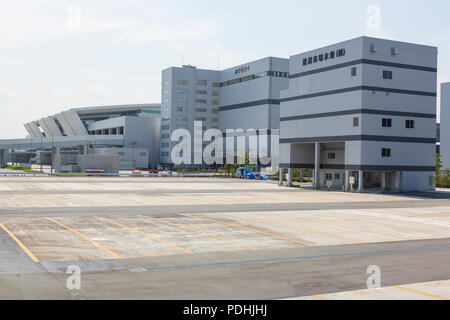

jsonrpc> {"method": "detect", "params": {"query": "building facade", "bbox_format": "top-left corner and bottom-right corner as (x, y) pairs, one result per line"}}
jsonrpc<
(160, 57), (289, 167)
(279, 36), (437, 192)
(440, 82), (450, 170)
(1, 104), (161, 170)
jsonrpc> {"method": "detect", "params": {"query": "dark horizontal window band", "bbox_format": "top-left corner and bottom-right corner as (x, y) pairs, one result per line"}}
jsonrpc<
(280, 109), (436, 122)
(280, 163), (435, 172)
(279, 135), (436, 144)
(280, 86), (436, 103)
(289, 59), (437, 79)
(219, 99), (280, 112)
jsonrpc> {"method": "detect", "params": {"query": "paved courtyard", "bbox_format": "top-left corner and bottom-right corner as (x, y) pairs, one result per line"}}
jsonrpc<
(0, 176), (449, 299)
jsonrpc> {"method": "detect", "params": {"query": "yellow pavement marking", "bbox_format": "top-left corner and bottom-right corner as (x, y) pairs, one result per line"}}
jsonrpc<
(305, 218), (414, 241)
(138, 215), (258, 251)
(45, 217), (122, 259)
(257, 211), (415, 241)
(342, 217), (449, 239)
(42, 195), (66, 207)
(0, 223), (39, 262)
(223, 212), (364, 244)
(4, 194), (26, 208)
(395, 285), (450, 300)
(94, 216), (195, 255)
(313, 295), (330, 300)
(183, 215), (314, 246)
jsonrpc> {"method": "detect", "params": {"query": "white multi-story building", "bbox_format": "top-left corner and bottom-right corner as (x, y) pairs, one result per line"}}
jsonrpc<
(440, 82), (450, 170)
(160, 57), (289, 167)
(279, 36), (437, 192)
(1, 104), (161, 169)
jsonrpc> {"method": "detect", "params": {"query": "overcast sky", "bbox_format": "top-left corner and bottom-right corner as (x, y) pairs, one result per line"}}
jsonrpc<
(1, 0), (449, 138)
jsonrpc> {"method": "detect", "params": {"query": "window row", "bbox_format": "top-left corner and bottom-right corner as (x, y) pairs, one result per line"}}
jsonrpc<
(382, 118), (415, 129)
(89, 127), (124, 135)
(220, 71), (289, 88)
(325, 173), (340, 181)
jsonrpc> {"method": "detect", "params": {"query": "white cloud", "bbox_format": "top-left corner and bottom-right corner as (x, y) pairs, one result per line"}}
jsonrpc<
(0, 86), (22, 100)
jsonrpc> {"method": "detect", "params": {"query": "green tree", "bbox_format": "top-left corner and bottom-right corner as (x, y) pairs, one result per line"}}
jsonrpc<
(436, 153), (443, 176)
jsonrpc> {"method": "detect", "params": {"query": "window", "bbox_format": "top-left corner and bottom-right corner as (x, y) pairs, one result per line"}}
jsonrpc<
(195, 117), (207, 121)
(382, 148), (391, 157)
(161, 152), (169, 157)
(140, 153), (147, 157)
(161, 125), (170, 130)
(211, 118), (219, 123)
(196, 99), (207, 104)
(161, 143), (169, 148)
(328, 153), (336, 160)
(212, 100), (220, 105)
(177, 97), (188, 103)
(178, 88), (188, 94)
(177, 80), (188, 85)
(383, 70), (393, 80)
(176, 125), (188, 129)
(406, 120), (415, 129)
(118, 152), (125, 156)
(212, 91), (220, 96)
(351, 67), (357, 77)
(196, 90), (207, 95)
(212, 82), (220, 88)
(382, 118), (392, 127)
(335, 173), (340, 180)
(353, 117), (359, 127)
(196, 79), (207, 86)
(211, 109), (219, 114)
(326, 173), (333, 181)
(177, 106), (188, 112)
(161, 134), (170, 139)
(177, 116), (188, 121)
(195, 108), (207, 113)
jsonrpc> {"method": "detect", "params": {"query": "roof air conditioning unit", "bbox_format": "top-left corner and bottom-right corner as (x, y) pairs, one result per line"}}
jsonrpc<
(391, 47), (400, 55)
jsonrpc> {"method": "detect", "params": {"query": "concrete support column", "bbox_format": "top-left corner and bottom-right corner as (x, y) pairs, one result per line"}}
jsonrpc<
(381, 172), (386, 193)
(345, 170), (350, 192)
(51, 147), (60, 174)
(0, 149), (8, 168)
(314, 142), (321, 190)
(287, 168), (293, 187)
(395, 171), (402, 193)
(84, 144), (88, 155)
(358, 170), (364, 193)
(278, 168), (284, 186)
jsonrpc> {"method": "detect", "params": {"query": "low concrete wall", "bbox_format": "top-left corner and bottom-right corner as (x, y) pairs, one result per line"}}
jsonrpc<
(76, 155), (120, 174)
(54, 154), (119, 174)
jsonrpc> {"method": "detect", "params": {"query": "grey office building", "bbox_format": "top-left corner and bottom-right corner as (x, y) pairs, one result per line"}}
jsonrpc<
(279, 36), (437, 192)
(160, 57), (289, 167)
(440, 82), (450, 170)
